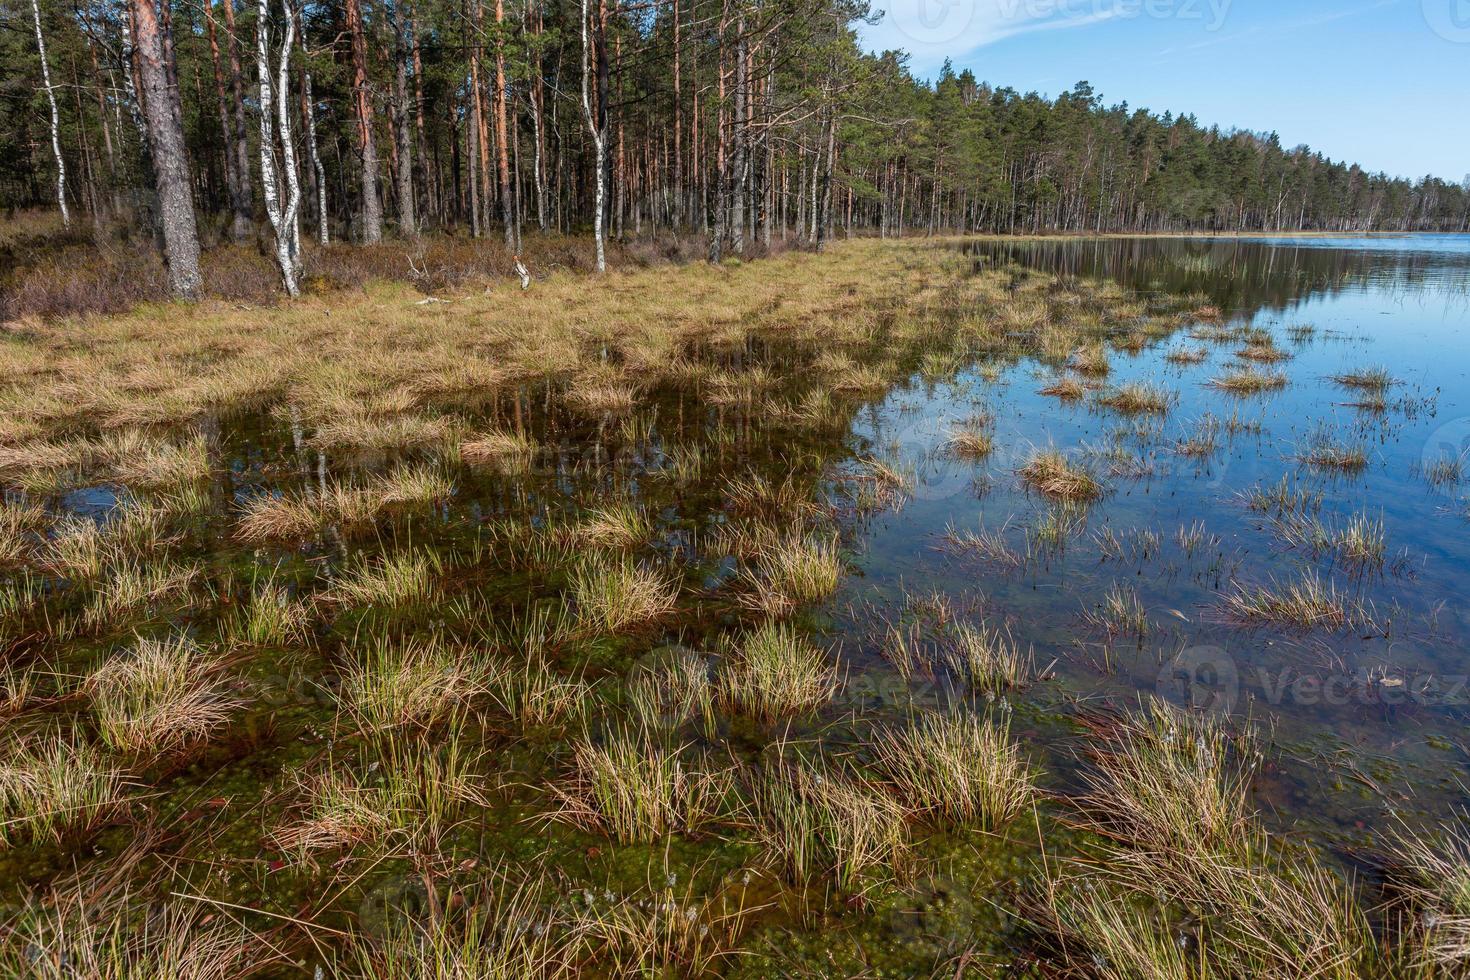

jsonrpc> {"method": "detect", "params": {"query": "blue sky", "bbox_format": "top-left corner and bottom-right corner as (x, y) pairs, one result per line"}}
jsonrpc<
(858, 0), (1469, 182)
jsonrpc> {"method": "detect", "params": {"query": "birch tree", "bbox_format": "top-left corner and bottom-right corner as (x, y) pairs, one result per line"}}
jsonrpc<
(256, 0), (302, 295)
(579, 0), (606, 272)
(30, 0), (69, 226)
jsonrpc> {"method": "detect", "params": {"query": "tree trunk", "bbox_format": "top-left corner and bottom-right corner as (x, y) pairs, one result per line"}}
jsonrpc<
(579, 0), (606, 271)
(219, 0), (255, 238)
(205, 9), (241, 235)
(389, 2), (417, 234)
(346, 0), (383, 242)
(131, 0), (202, 297)
(30, 0), (69, 226)
(295, 3), (329, 244)
(494, 0), (515, 248)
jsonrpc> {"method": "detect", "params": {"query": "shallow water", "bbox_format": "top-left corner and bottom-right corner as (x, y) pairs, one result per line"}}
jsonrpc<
(859, 233), (1470, 843)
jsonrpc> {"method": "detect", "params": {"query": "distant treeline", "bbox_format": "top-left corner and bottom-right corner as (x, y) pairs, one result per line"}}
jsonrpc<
(1, 0), (1465, 298)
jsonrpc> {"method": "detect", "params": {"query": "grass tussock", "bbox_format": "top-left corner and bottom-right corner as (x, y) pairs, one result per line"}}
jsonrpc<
(1038, 374), (1086, 400)
(338, 635), (486, 732)
(947, 415), (996, 460)
(1094, 381), (1175, 415)
(1, 894), (265, 980)
(1083, 584), (1151, 639)
(718, 621), (837, 722)
(1207, 367), (1289, 394)
(1296, 439), (1370, 474)
(0, 736), (121, 847)
(552, 724), (731, 843)
(321, 550), (442, 607)
(1069, 344), (1111, 376)
(752, 761), (909, 890)
(1219, 572), (1370, 631)
(1019, 449), (1103, 502)
(1332, 366), (1394, 391)
(277, 733), (487, 852)
(872, 710), (1036, 829)
(736, 533), (843, 617)
(1040, 701), (1383, 979)
(937, 621), (1032, 694)
(87, 635), (240, 754)
(570, 556), (679, 632)
(222, 579), (311, 646)
(460, 428), (537, 471)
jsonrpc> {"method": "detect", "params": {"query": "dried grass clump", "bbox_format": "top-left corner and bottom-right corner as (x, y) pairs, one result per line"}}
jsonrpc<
(0, 894), (266, 980)
(570, 556), (679, 632)
(343, 873), (573, 980)
(309, 413), (457, 456)
(321, 550), (442, 607)
(276, 734), (487, 852)
(459, 428), (537, 471)
(552, 723), (730, 843)
(338, 635), (486, 731)
(1039, 375), (1086, 400)
(872, 710), (1036, 829)
(1296, 440), (1369, 474)
(1207, 367), (1288, 394)
(1332, 366), (1394, 391)
(0, 736), (121, 847)
(1219, 573), (1369, 631)
(1019, 449), (1103, 502)
(718, 621), (837, 721)
(110, 434), (212, 489)
(87, 635), (240, 754)
(1069, 344), (1111, 376)
(752, 761), (909, 890)
(737, 534), (843, 617)
(1094, 381), (1175, 415)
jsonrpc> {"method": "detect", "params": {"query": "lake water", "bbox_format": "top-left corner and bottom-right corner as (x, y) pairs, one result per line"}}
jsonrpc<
(842, 233), (1470, 845)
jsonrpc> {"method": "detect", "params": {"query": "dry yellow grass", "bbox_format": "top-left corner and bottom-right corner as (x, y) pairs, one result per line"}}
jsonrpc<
(0, 242), (1049, 462)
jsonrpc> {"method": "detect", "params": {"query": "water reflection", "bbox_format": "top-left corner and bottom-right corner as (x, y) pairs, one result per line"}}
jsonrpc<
(970, 234), (1470, 317)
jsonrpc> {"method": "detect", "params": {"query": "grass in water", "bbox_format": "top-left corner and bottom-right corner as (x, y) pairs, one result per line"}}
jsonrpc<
(1094, 381), (1175, 415)
(552, 723), (730, 843)
(0, 736), (121, 847)
(321, 550), (442, 607)
(1219, 572), (1370, 631)
(936, 621), (1032, 694)
(1207, 367), (1288, 394)
(737, 533), (843, 617)
(87, 634), (240, 754)
(718, 621), (838, 722)
(1332, 366), (1394, 391)
(570, 556), (679, 632)
(1019, 449), (1103, 502)
(752, 760), (909, 891)
(872, 710), (1036, 829)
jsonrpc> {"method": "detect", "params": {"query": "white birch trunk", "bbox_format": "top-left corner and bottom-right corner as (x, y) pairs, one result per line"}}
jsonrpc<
(31, 0), (69, 227)
(257, 0), (302, 296)
(580, 0), (606, 273)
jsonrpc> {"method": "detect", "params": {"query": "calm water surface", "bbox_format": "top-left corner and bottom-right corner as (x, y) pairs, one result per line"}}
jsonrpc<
(843, 233), (1470, 844)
